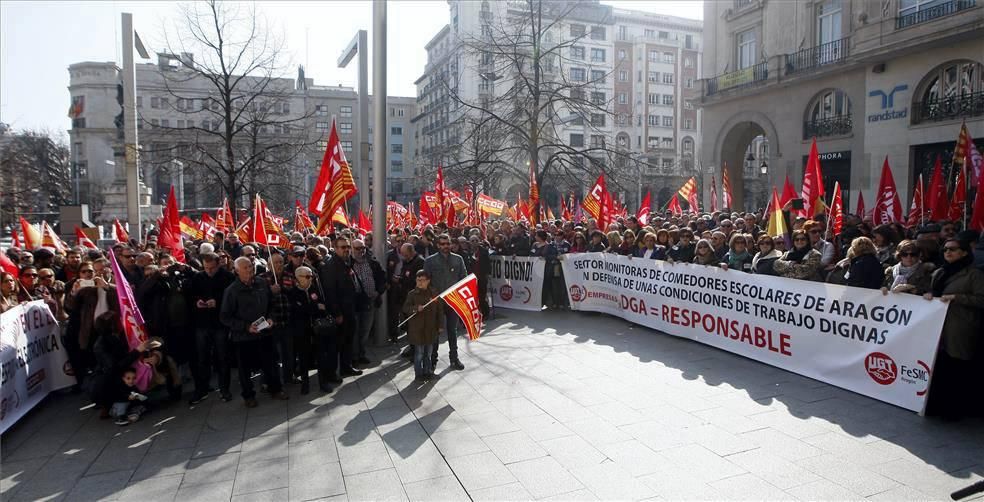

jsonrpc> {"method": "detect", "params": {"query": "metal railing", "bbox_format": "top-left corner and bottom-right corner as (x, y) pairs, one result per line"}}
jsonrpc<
(735, 0), (754, 10)
(803, 115), (853, 139)
(896, 0), (976, 29)
(784, 37), (850, 75)
(912, 91), (984, 123)
(705, 61), (769, 96)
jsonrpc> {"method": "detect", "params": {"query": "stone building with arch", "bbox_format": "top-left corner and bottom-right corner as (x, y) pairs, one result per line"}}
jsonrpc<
(699, 0), (982, 212)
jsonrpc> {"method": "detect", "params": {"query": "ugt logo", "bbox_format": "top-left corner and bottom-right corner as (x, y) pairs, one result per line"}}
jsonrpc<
(869, 85), (908, 109)
(865, 352), (898, 385)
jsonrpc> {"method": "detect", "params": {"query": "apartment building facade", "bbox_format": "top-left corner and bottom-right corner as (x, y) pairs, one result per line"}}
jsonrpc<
(67, 54), (416, 222)
(413, 0), (702, 210)
(700, 0), (983, 212)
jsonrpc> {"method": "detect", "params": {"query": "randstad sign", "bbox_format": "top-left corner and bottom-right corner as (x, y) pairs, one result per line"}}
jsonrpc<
(867, 85), (908, 123)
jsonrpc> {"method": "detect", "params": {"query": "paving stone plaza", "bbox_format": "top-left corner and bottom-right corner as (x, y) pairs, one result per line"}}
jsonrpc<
(2, 309), (983, 501)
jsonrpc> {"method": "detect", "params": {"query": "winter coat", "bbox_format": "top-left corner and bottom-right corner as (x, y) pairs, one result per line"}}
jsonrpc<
(220, 277), (272, 342)
(929, 265), (984, 360)
(845, 254), (884, 289)
(402, 287), (445, 346)
(882, 262), (935, 295)
(773, 248), (823, 281)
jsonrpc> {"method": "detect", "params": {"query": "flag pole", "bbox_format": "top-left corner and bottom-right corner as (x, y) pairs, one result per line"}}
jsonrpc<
(396, 295), (440, 328)
(920, 173), (925, 228)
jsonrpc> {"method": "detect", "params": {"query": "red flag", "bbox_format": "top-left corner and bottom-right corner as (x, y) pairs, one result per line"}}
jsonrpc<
(41, 221), (66, 253)
(109, 250), (148, 351)
(113, 219), (130, 243)
(971, 171), (984, 231)
(439, 274), (483, 341)
(599, 190), (615, 229)
(75, 226), (97, 249)
(873, 157), (902, 225)
(780, 175), (798, 208)
(1, 252), (19, 276)
(11, 230), (20, 249)
(636, 191), (651, 225)
(435, 165), (447, 220)
(199, 213), (218, 240)
(446, 201), (457, 227)
(667, 194), (683, 215)
(948, 166), (967, 223)
(309, 118), (358, 220)
(721, 164), (733, 209)
(215, 198), (233, 232)
(581, 175), (607, 222)
(801, 138), (825, 217)
(294, 200), (315, 233)
(906, 176), (926, 228)
(235, 217), (252, 241)
(19, 217), (41, 250)
(856, 191), (866, 219)
(357, 209), (373, 236)
(560, 194), (571, 221)
(159, 186), (185, 262)
(710, 176), (718, 213)
(953, 121), (979, 186)
(687, 189), (699, 214)
(927, 155), (948, 222)
(528, 161), (539, 214)
(829, 181), (844, 236)
(251, 194), (270, 245)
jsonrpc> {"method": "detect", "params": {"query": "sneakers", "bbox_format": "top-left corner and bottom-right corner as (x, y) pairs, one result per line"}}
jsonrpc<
(450, 360), (465, 371)
(114, 418), (130, 426)
(340, 368), (363, 377)
(244, 398), (259, 408)
(189, 393), (210, 406)
(126, 413), (140, 423)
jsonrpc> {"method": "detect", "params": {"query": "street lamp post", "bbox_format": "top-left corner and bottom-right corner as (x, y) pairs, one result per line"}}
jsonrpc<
(338, 30), (370, 211)
(371, 0), (388, 345)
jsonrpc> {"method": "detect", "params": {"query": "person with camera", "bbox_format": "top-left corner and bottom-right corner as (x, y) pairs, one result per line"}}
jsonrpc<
(188, 252), (235, 404)
(221, 256), (288, 408)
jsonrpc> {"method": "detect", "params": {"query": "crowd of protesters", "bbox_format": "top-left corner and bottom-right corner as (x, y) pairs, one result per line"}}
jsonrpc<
(2, 204), (983, 422)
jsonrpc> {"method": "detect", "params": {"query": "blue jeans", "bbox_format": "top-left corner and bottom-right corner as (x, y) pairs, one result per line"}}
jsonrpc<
(414, 343), (434, 377)
(431, 305), (461, 363)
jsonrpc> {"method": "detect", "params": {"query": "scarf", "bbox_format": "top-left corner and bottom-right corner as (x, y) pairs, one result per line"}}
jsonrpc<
(752, 249), (781, 270)
(890, 261), (918, 290)
(784, 245), (811, 263)
(932, 254), (972, 297)
(727, 250), (751, 269)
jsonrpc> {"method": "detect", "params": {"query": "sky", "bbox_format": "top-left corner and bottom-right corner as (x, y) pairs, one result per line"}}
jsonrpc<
(0, 1), (703, 138)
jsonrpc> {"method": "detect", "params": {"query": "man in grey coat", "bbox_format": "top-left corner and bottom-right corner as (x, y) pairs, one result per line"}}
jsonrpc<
(423, 234), (467, 370)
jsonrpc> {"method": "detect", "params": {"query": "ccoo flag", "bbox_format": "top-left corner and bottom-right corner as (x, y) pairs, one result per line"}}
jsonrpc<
(439, 273), (483, 341)
(873, 157), (902, 225)
(109, 250), (149, 351)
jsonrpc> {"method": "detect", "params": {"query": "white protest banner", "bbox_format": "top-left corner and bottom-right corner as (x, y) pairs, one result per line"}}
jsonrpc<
(1, 301), (75, 433)
(489, 255), (546, 311)
(560, 253), (948, 412)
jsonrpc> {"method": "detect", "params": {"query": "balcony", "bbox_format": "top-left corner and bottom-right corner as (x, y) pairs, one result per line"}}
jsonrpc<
(705, 61), (769, 97)
(896, 0), (976, 29)
(784, 37), (850, 75)
(912, 91), (984, 124)
(803, 115), (853, 140)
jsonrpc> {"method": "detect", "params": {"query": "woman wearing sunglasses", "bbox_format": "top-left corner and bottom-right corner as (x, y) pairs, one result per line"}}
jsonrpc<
(772, 229), (822, 281)
(923, 238), (984, 419)
(881, 240), (934, 296)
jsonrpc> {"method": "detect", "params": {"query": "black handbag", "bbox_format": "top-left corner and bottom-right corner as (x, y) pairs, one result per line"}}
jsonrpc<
(311, 277), (335, 336)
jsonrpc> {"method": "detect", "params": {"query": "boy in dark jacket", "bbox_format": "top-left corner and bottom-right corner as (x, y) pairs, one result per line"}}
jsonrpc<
(402, 270), (444, 382)
(109, 368), (148, 426)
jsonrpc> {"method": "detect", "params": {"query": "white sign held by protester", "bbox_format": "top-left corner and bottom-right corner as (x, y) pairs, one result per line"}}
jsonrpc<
(560, 253), (948, 412)
(489, 256), (546, 311)
(1, 301), (76, 433)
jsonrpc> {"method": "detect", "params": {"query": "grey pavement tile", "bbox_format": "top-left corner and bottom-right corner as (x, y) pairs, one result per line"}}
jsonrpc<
(86, 442), (151, 477)
(585, 401), (649, 427)
(192, 430), (244, 459)
(231, 487), (289, 502)
(414, 407), (469, 434)
(244, 412), (290, 438)
(693, 406), (770, 435)
(483, 430), (548, 464)
(403, 474), (470, 502)
(597, 440), (674, 478)
(234, 458), (289, 495)
(3, 432), (73, 462)
(7, 457), (88, 502)
(288, 417), (335, 443)
(288, 461), (345, 502)
(175, 479), (235, 501)
(540, 489), (600, 501)
(182, 452), (241, 485)
(685, 423), (759, 456)
(446, 451), (518, 491)
(638, 466), (724, 501)
(469, 481), (534, 502)
(239, 433), (289, 465)
(658, 444), (747, 484)
(1, 457), (49, 500)
(430, 426), (491, 458)
(866, 484), (937, 501)
(617, 420), (691, 452)
(740, 427), (825, 462)
(288, 438), (339, 470)
(131, 446), (193, 481)
(538, 434), (607, 469)
(506, 456), (584, 500)
(336, 440), (394, 476)
(461, 410), (522, 437)
(784, 479), (864, 501)
(386, 442), (453, 484)
(343, 468), (408, 502)
(148, 426), (202, 453)
(707, 472), (792, 500)
(724, 448), (821, 490)
(869, 458), (984, 496)
(794, 453), (900, 497)
(569, 462), (658, 501)
(64, 469), (134, 502)
(512, 413), (575, 442)
(564, 417), (634, 448)
(117, 473), (184, 502)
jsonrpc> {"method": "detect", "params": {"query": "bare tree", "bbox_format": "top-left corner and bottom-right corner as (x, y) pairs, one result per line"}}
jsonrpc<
(429, 0), (634, 210)
(141, 0), (316, 215)
(0, 128), (72, 224)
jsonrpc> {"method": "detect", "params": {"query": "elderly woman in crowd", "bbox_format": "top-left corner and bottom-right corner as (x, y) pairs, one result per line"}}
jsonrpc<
(841, 236), (884, 289)
(615, 230), (637, 256)
(751, 234), (782, 275)
(693, 239), (719, 266)
(882, 239), (935, 296)
(605, 231), (622, 253)
(872, 224), (900, 267)
(721, 234), (753, 272)
(773, 230), (822, 281)
(635, 232), (666, 260)
(1, 271), (19, 313)
(923, 237), (984, 418)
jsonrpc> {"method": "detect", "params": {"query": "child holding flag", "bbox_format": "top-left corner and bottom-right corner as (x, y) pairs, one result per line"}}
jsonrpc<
(402, 270), (444, 382)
